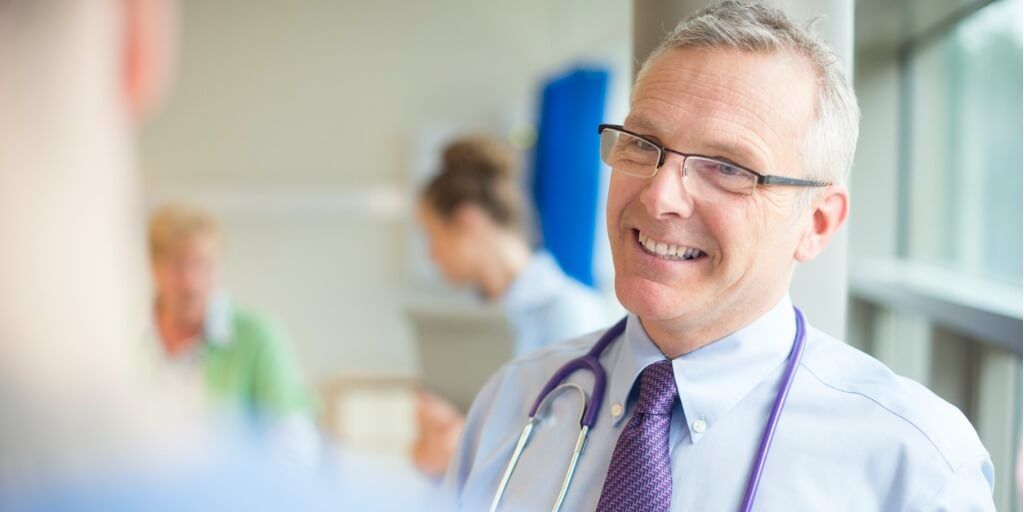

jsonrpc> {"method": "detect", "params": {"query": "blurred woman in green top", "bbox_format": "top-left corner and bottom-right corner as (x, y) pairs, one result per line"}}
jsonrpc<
(147, 203), (318, 465)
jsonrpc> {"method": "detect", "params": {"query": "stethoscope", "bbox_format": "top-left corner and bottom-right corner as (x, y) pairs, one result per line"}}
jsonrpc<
(489, 307), (808, 512)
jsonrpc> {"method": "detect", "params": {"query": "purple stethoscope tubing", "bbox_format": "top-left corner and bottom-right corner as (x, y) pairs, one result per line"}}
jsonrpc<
(490, 318), (625, 512)
(525, 306), (807, 511)
(739, 306), (807, 511)
(526, 316), (625, 426)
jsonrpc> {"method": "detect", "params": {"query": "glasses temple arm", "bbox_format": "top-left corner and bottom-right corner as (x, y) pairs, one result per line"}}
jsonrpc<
(758, 175), (830, 187)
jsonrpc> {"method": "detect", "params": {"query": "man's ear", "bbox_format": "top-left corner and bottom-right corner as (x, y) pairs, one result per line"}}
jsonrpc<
(794, 185), (849, 262)
(122, 0), (178, 120)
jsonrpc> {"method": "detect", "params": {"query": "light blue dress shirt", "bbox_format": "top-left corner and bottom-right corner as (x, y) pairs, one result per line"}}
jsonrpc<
(445, 295), (995, 511)
(501, 251), (612, 357)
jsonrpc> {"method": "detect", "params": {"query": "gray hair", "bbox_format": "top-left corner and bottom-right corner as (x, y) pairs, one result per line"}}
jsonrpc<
(636, 0), (860, 185)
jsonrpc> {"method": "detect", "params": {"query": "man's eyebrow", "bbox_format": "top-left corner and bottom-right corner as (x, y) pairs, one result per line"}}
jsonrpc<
(622, 115), (663, 136)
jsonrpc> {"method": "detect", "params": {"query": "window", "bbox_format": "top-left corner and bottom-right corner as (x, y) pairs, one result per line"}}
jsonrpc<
(903, 0), (1023, 284)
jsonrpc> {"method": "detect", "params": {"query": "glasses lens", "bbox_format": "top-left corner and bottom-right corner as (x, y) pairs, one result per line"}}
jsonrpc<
(600, 129), (660, 177)
(685, 157), (758, 198)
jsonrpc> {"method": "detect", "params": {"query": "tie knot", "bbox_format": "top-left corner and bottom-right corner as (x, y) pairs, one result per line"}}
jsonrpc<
(635, 360), (677, 416)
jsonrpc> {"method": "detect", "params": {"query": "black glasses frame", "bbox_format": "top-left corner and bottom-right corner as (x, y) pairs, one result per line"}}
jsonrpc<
(597, 124), (831, 188)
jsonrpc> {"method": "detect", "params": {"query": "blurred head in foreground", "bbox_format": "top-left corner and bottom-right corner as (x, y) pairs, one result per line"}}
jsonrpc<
(0, 0), (187, 481)
(0, 3), (446, 509)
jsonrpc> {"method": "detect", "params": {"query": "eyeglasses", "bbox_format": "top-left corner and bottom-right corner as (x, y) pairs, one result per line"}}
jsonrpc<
(598, 124), (829, 205)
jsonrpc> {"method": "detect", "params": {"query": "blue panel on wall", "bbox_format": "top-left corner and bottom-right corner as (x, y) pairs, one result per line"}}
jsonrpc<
(532, 67), (609, 288)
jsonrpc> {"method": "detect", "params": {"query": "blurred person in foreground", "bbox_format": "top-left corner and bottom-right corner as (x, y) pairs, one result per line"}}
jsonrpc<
(411, 135), (613, 477)
(0, 1), (441, 510)
(146, 203), (318, 465)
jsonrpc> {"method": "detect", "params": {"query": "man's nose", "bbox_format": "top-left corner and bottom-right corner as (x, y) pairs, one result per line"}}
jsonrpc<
(638, 154), (695, 220)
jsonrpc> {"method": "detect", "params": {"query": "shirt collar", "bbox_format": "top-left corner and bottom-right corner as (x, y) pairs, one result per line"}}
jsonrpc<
(607, 295), (796, 445)
(500, 251), (567, 315)
(203, 292), (234, 347)
(606, 314), (670, 425)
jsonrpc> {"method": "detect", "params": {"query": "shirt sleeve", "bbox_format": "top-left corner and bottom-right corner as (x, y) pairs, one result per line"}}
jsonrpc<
(925, 456), (996, 512)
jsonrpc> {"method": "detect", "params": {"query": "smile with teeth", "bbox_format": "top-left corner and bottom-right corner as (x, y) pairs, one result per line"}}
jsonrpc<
(637, 231), (706, 261)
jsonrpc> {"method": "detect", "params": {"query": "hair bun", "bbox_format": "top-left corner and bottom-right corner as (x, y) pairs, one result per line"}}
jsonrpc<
(441, 135), (518, 180)
(422, 134), (525, 229)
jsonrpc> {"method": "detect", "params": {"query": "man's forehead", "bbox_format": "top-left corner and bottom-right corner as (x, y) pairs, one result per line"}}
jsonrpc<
(627, 47), (817, 167)
(636, 47), (815, 99)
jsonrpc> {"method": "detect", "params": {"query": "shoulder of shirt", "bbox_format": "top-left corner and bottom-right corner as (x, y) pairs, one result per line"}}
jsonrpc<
(229, 307), (287, 347)
(460, 327), (608, 458)
(800, 326), (989, 472)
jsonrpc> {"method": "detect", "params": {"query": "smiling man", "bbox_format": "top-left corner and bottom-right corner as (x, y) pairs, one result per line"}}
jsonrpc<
(444, 2), (995, 511)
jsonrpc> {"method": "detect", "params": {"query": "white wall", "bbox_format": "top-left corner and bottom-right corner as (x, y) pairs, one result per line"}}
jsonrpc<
(141, 0), (632, 382)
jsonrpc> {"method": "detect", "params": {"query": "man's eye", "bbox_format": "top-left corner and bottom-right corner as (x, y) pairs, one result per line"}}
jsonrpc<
(695, 160), (741, 176)
(715, 163), (742, 176)
(630, 139), (656, 152)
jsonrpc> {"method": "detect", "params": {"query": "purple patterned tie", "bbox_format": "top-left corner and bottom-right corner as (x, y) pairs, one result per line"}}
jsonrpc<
(596, 359), (677, 512)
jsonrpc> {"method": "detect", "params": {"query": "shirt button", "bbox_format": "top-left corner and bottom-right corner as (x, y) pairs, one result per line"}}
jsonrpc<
(692, 419), (707, 434)
(611, 403), (624, 418)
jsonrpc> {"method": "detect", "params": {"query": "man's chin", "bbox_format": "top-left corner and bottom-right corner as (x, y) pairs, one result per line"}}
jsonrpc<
(614, 275), (699, 321)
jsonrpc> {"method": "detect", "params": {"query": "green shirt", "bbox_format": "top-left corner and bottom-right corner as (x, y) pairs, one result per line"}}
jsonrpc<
(202, 309), (312, 420)
(152, 296), (313, 423)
